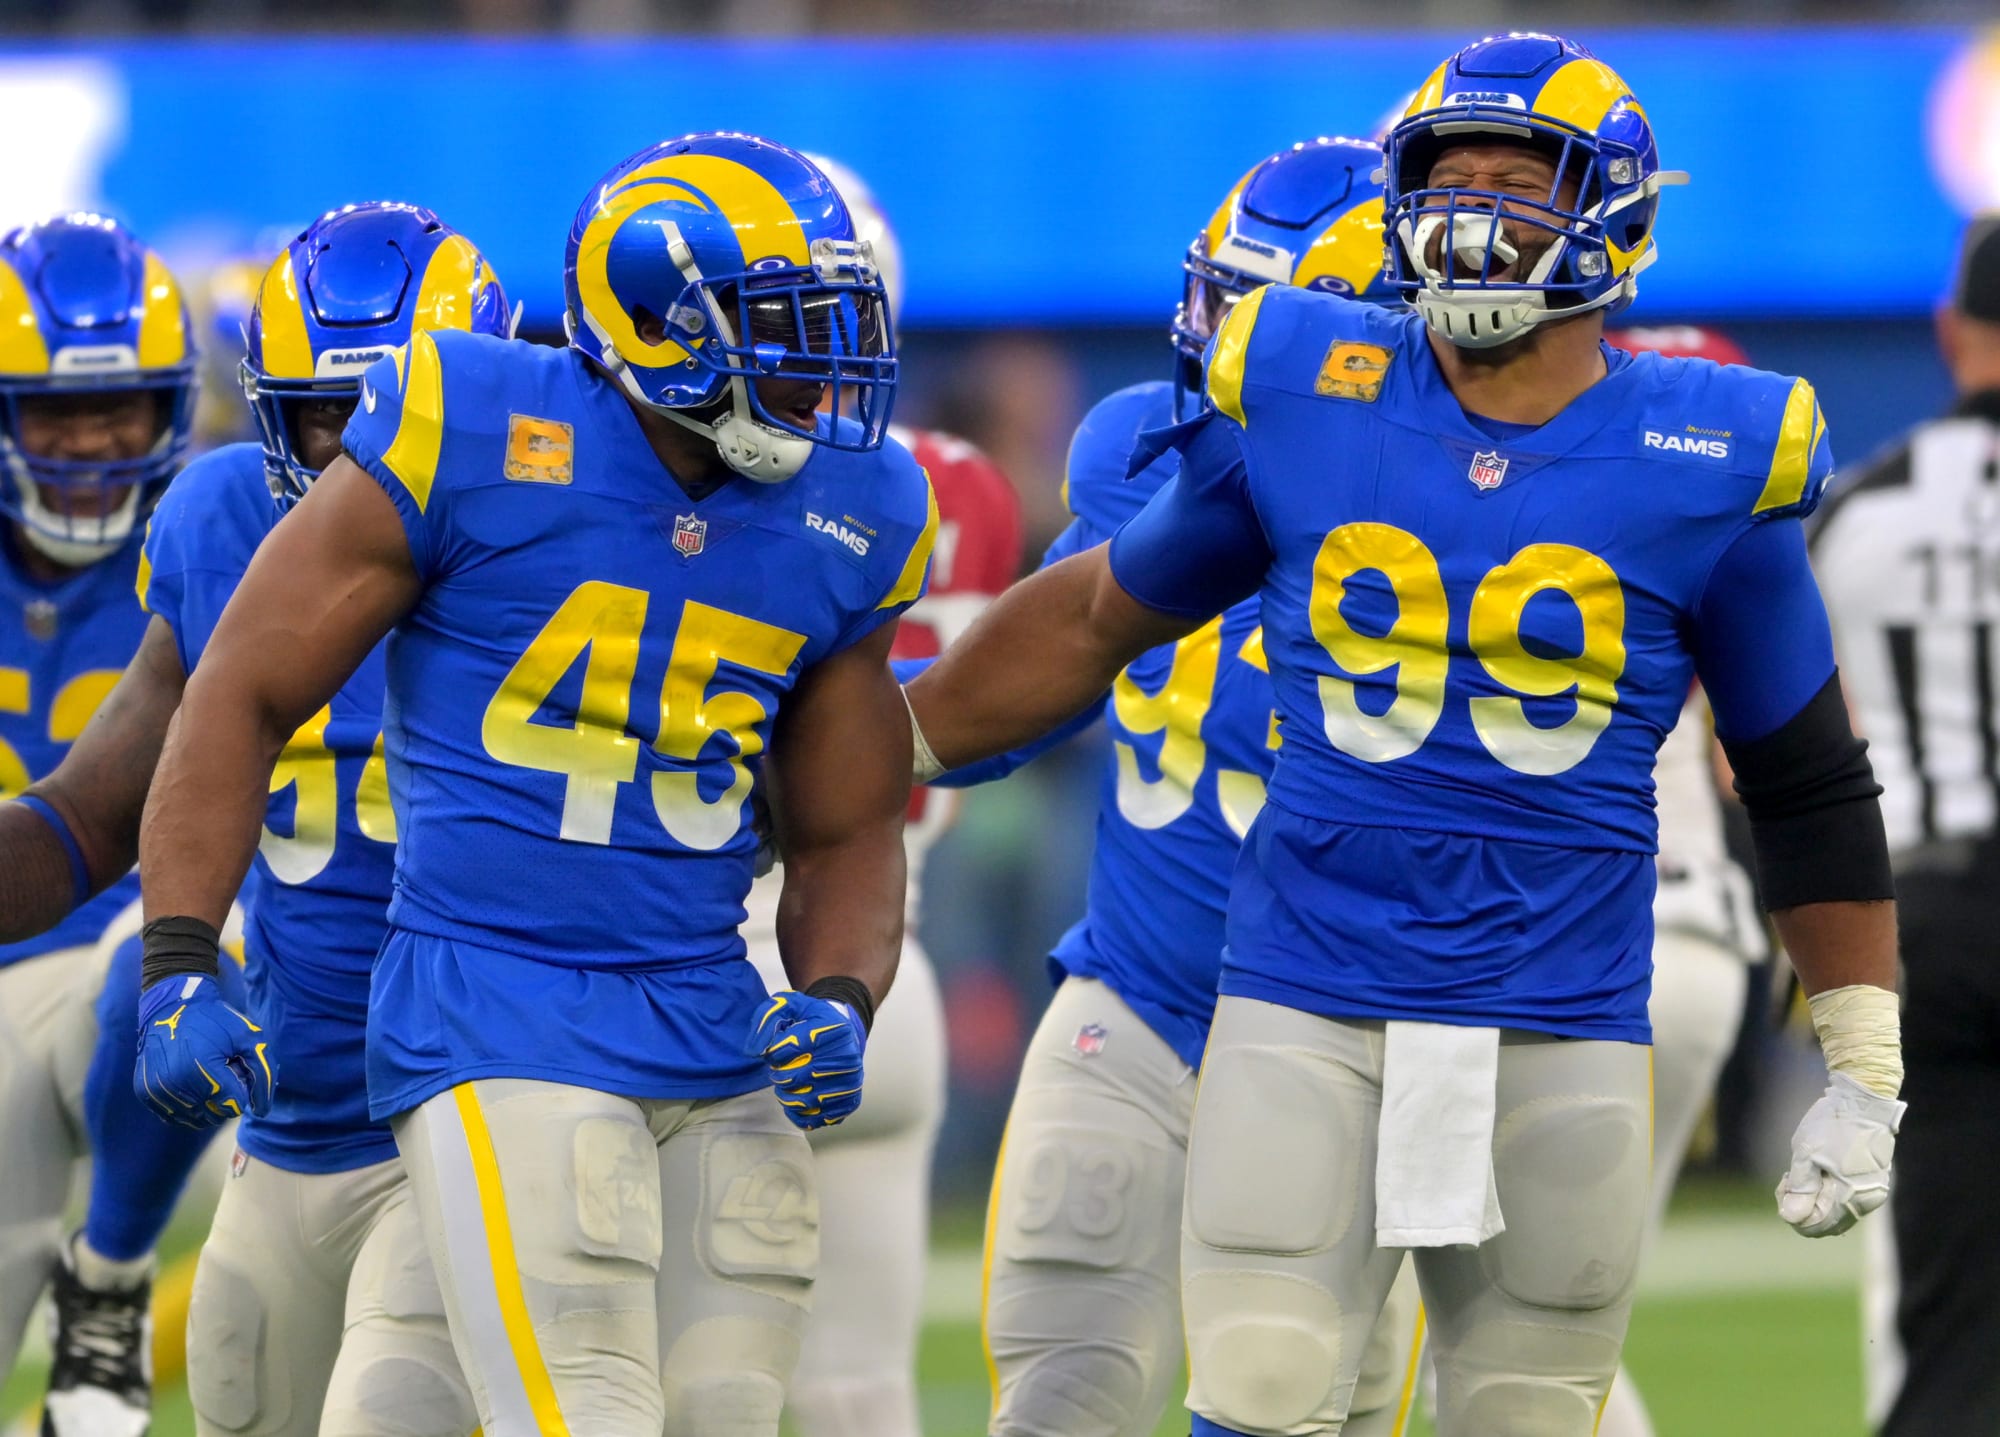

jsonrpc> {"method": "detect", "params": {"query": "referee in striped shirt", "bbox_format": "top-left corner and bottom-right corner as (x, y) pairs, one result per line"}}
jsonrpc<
(1813, 214), (2000, 1435)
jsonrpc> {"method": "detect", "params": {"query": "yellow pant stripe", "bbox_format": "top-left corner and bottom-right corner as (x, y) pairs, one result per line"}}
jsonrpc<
(453, 1083), (573, 1437)
(1390, 1303), (1428, 1437)
(978, 1120), (1011, 1419)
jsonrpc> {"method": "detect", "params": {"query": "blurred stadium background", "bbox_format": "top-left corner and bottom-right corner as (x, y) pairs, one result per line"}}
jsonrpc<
(3, 4), (1997, 1433)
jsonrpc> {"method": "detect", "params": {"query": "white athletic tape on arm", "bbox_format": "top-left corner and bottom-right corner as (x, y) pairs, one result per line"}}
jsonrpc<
(903, 686), (945, 784)
(1808, 984), (1903, 1099)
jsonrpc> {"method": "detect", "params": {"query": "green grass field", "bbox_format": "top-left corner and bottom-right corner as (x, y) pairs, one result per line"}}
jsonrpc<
(1, 1181), (1875, 1437)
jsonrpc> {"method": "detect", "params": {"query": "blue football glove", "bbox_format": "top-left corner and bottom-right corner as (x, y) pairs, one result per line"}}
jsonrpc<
(135, 973), (274, 1129)
(744, 990), (868, 1131)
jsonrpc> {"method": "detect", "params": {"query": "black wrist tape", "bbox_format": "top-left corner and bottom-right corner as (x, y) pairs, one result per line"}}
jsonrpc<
(805, 975), (877, 1034)
(140, 916), (223, 990)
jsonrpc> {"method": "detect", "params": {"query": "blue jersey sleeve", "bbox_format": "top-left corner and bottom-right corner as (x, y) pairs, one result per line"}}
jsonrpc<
(830, 461), (937, 656)
(341, 335), (447, 581)
(1107, 412), (1271, 620)
(137, 445), (271, 676)
(1693, 516), (1838, 742)
(137, 510), (193, 673)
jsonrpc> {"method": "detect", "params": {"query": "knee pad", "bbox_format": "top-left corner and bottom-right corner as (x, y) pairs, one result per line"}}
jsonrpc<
(186, 1257), (282, 1435)
(1185, 1045), (1363, 1257)
(660, 1315), (797, 1437)
(701, 1129), (818, 1294)
(990, 1339), (1150, 1437)
(334, 1224), (474, 1437)
(322, 1352), (478, 1437)
(1183, 1269), (1343, 1435)
(1486, 1095), (1648, 1311)
(1435, 1335), (1619, 1437)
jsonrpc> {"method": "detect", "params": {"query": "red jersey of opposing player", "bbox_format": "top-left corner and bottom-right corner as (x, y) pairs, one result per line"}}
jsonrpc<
(740, 425), (1023, 947)
(888, 425), (1024, 848)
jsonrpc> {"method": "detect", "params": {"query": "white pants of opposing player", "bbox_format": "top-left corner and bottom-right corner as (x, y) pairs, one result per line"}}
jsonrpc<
(1183, 997), (1653, 1437)
(745, 936), (946, 1437)
(1594, 929), (1749, 1437)
(394, 1077), (817, 1437)
(985, 978), (1425, 1437)
(187, 1151), (476, 1437)
(0, 940), (103, 1383)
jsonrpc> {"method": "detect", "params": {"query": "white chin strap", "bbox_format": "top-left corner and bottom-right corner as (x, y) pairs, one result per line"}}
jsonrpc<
(16, 477), (141, 567)
(639, 372), (814, 483)
(1401, 209), (1635, 350)
(673, 375), (814, 482)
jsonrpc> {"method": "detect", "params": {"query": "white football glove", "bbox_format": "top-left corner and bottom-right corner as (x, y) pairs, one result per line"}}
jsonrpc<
(1776, 1072), (1905, 1238)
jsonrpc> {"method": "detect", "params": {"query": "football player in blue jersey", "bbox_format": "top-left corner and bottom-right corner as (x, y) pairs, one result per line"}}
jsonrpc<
(914, 138), (1423, 1437)
(0, 213), (225, 1435)
(132, 134), (936, 1437)
(907, 34), (1903, 1436)
(0, 202), (505, 1436)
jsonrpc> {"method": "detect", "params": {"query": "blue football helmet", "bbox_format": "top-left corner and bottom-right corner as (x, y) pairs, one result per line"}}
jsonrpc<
(1383, 32), (1686, 348)
(0, 214), (196, 566)
(564, 133), (895, 483)
(243, 202), (512, 508)
(1174, 137), (1394, 402)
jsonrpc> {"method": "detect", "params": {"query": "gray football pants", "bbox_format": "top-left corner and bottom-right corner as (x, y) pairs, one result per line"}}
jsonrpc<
(985, 978), (1425, 1437)
(1182, 997), (1651, 1437)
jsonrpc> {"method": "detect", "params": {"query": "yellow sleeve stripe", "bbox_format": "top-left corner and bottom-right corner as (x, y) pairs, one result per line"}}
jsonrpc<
(1753, 377), (1825, 515)
(1207, 283), (1271, 429)
(135, 546), (152, 612)
(453, 1084), (574, 1437)
(879, 473), (940, 610)
(381, 330), (446, 514)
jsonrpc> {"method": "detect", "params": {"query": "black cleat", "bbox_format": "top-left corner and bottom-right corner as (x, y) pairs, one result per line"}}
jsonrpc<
(40, 1236), (151, 1437)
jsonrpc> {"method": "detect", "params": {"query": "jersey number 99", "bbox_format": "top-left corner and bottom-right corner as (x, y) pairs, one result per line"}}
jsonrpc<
(1311, 524), (1627, 776)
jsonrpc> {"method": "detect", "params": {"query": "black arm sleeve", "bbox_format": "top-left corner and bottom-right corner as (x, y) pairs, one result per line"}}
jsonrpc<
(1718, 670), (1894, 911)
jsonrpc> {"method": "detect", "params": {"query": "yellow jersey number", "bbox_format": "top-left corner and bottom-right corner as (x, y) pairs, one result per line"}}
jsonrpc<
(1309, 524), (1626, 775)
(1112, 617), (1278, 841)
(0, 668), (123, 798)
(480, 581), (806, 851)
(259, 711), (396, 886)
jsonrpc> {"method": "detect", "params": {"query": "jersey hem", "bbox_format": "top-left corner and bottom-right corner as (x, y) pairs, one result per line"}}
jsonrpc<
(367, 1060), (770, 1122)
(1218, 972), (1653, 1045)
(238, 1124), (400, 1176)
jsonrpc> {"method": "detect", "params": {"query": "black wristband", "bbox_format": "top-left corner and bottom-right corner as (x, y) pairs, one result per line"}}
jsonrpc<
(140, 916), (222, 990)
(805, 975), (876, 1034)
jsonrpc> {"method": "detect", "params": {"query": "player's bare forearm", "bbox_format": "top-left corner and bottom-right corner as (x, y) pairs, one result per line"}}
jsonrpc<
(140, 459), (420, 927)
(906, 545), (1199, 769)
(769, 622), (910, 1004)
(0, 615), (187, 940)
(1774, 899), (1899, 995)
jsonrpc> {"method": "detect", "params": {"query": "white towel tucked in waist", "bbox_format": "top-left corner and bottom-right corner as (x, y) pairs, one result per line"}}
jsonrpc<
(1375, 1020), (1505, 1248)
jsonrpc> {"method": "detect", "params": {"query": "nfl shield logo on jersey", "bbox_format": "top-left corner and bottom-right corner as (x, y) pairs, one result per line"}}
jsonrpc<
(1073, 1023), (1109, 1057)
(1468, 450), (1509, 490)
(672, 514), (707, 557)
